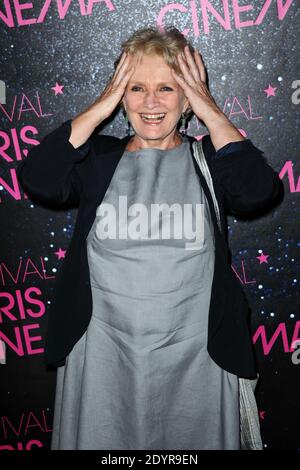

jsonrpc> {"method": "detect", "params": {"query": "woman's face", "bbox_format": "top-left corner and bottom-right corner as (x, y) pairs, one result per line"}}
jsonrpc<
(122, 53), (190, 147)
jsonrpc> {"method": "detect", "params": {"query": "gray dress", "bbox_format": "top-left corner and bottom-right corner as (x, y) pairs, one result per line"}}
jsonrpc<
(50, 136), (240, 450)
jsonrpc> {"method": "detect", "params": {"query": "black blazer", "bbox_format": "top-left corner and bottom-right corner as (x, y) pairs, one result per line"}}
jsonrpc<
(17, 119), (283, 378)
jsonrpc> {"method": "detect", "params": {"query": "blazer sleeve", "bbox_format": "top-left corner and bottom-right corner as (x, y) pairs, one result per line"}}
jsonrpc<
(17, 119), (91, 208)
(205, 137), (282, 217)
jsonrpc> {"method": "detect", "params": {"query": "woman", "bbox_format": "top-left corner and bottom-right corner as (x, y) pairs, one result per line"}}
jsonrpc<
(17, 26), (281, 450)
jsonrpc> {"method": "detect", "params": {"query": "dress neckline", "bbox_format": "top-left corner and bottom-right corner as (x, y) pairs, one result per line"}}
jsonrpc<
(124, 135), (189, 156)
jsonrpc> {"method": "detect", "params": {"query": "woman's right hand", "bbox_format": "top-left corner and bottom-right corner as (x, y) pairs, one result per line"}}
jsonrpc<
(87, 51), (135, 124)
(69, 52), (135, 148)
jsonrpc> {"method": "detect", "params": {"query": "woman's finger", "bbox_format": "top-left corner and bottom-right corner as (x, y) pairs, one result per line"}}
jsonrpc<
(122, 65), (135, 88)
(113, 51), (127, 76)
(194, 50), (206, 84)
(111, 53), (133, 86)
(103, 55), (128, 92)
(171, 67), (193, 94)
(107, 52), (127, 87)
(182, 46), (201, 83)
(176, 53), (197, 89)
(113, 56), (134, 88)
(99, 64), (135, 110)
(114, 66), (136, 97)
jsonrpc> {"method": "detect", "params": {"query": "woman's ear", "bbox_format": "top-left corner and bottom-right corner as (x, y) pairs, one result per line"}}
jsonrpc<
(121, 98), (127, 114)
(187, 105), (193, 116)
(183, 99), (191, 115)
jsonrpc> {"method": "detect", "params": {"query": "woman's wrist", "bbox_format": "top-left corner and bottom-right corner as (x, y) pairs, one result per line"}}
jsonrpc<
(69, 110), (101, 149)
(204, 111), (246, 151)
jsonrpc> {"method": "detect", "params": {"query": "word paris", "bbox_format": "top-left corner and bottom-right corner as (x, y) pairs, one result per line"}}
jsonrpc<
(96, 196), (205, 250)
(1, 1), (293, 32)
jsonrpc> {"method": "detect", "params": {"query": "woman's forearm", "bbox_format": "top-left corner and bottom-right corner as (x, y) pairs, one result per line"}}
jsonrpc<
(69, 108), (104, 148)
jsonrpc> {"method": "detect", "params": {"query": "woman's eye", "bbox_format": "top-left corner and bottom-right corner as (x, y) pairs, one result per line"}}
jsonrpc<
(130, 86), (173, 92)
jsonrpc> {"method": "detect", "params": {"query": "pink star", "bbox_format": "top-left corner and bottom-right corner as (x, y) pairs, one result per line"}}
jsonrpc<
(51, 82), (64, 95)
(264, 85), (277, 97)
(54, 248), (66, 259)
(259, 410), (266, 420)
(256, 252), (269, 264)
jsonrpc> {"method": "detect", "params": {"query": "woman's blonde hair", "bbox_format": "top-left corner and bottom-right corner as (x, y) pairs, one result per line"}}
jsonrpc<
(115, 26), (195, 119)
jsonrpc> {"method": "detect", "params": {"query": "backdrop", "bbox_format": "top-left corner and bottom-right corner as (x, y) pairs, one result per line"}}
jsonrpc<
(0, 0), (299, 451)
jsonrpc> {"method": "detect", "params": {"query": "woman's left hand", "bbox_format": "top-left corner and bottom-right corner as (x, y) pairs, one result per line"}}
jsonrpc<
(171, 45), (224, 124)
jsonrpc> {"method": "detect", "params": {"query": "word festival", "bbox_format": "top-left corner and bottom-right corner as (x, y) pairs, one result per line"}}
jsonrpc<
(0, 409), (52, 451)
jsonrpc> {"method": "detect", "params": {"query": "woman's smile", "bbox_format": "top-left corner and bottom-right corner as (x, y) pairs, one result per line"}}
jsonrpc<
(139, 112), (166, 124)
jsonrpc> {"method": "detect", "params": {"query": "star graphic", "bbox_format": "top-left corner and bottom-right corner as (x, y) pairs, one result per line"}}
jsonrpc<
(51, 82), (64, 95)
(259, 410), (266, 420)
(256, 252), (269, 264)
(54, 248), (66, 259)
(264, 85), (277, 97)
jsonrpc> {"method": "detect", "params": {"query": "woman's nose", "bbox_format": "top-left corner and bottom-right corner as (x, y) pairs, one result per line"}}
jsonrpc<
(143, 90), (160, 107)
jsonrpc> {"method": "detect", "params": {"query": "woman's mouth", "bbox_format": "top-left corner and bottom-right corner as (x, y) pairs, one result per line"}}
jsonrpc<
(139, 113), (166, 125)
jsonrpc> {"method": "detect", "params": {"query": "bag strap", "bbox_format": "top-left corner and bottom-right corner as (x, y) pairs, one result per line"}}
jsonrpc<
(192, 140), (222, 233)
(192, 138), (262, 449)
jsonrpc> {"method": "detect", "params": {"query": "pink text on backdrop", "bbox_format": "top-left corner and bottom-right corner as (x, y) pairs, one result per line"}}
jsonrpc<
(0, 0), (295, 30)
(0, 288), (45, 323)
(157, 0), (295, 37)
(0, 323), (44, 357)
(0, 285), (47, 357)
(0, 440), (43, 450)
(0, 257), (56, 286)
(0, 409), (52, 439)
(279, 161), (300, 193)
(0, 408), (52, 451)
(253, 320), (300, 355)
(0, 0), (116, 27)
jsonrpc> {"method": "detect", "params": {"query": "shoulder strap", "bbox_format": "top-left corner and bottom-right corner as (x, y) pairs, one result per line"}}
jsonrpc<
(192, 141), (262, 448)
(192, 140), (222, 233)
